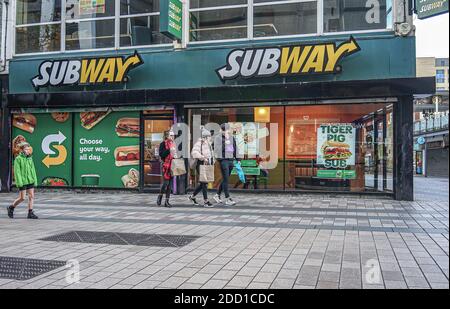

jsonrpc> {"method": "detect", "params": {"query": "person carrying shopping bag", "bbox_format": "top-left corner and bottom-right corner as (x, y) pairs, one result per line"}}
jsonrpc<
(213, 123), (239, 206)
(157, 130), (177, 208)
(189, 128), (215, 208)
(7, 142), (39, 219)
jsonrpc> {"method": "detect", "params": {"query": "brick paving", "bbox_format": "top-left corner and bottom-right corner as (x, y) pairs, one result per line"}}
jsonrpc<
(0, 177), (448, 289)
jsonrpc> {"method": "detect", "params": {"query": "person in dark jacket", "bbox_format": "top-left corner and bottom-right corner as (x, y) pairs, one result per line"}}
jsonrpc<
(7, 143), (39, 219)
(157, 130), (177, 207)
(213, 123), (239, 206)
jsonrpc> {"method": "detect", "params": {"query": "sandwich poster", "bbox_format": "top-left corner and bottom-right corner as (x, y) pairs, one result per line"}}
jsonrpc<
(73, 111), (140, 188)
(12, 113), (73, 187)
(317, 123), (355, 169)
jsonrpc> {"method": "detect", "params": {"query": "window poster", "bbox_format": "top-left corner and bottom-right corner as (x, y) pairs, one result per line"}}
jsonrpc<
(12, 113), (73, 187)
(316, 123), (356, 179)
(79, 0), (106, 15)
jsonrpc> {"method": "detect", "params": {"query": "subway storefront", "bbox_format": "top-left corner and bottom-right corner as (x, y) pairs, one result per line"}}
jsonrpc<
(6, 35), (434, 200)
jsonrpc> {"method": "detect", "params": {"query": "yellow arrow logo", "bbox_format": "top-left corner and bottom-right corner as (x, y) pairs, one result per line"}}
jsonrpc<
(115, 52), (144, 82)
(325, 37), (361, 72)
(43, 145), (67, 168)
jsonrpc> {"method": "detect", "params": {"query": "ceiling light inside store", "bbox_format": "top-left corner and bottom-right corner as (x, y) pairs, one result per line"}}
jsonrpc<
(254, 107), (270, 123)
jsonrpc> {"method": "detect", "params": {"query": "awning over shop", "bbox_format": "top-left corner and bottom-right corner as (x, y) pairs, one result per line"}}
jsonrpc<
(7, 77), (435, 109)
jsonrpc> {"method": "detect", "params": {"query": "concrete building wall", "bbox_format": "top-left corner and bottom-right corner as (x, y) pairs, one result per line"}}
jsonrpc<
(417, 57), (437, 78)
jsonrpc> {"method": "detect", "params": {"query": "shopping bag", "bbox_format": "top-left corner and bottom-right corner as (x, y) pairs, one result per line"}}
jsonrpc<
(199, 165), (215, 183)
(189, 158), (198, 170)
(234, 161), (246, 183)
(171, 158), (186, 176)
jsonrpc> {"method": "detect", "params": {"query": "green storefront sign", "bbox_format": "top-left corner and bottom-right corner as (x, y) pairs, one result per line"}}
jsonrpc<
(74, 111), (140, 189)
(160, 0), (183, 41)
(12, 113), (73, 187)
(416, 0), (449, 19)
(11, 111), (140, 189)
(317, 170), (356, 180)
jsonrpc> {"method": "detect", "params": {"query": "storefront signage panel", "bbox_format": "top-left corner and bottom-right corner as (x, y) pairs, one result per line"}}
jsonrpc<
(317, 123), (356, 179)
(216, 37), (361, 81)
(74, 111), (141, 189)
(11, 111), (141, 189)
(12, 113), (73, 187)
(160, 0), (183, 41)
(31, 52), (144, 90)
(416, 0), (448, 19)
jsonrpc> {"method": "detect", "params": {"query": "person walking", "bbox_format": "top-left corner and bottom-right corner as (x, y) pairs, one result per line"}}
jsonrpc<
(7, 143), (39, 219)
(189, 128), (214, 208)
(213, 123), (239, 206)
(157, 130), (177, 208)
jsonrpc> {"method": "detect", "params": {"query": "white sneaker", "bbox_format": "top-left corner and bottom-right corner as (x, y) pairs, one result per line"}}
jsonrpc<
(225, 198), (236, 206)
(213, 194), (222, 204)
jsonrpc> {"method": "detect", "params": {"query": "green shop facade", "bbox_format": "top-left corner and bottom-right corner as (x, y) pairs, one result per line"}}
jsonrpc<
(4, 31), (434, 200)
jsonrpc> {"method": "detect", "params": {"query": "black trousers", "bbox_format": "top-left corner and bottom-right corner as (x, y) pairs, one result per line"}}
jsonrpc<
(160, 178), (173, 199)
(193, 163), (208, 200)
(217, 159), (233, 198)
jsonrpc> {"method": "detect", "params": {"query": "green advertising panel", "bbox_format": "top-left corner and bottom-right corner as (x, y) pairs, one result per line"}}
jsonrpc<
(160, 0), (183, 40)
(416, 0), (449, 19)
(73, 111), (140, 188)
(12, 113), (72, 187)
(317, 170), (356, 180)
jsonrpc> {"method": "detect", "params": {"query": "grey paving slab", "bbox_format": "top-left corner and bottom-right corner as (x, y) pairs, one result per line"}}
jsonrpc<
(0, 178), (448, 290)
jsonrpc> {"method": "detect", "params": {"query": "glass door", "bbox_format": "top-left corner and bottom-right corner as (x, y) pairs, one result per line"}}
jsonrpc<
(142, 114), (173, 189)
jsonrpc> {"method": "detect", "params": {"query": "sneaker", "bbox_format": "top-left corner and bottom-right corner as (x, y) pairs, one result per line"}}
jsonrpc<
(7, 206), (14, 219)
(27, 210), (38, 219)
(225, 198), (236, 206)
(203, 201), (214, 208)
(189, 195), (199, 206)
(213, 194), (222, 204)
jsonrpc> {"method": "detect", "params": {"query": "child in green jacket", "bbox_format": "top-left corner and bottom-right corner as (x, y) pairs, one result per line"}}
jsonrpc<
(7, 143), (39, 219)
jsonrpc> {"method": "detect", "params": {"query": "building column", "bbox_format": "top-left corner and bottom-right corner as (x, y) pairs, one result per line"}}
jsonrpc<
(174, 104), (187, 195)
(395, 95), (414, 201)
(0, 106), (10, 192)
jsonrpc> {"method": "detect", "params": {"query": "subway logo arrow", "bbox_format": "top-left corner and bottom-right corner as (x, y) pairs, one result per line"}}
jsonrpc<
(42, 145), (67, 168)
(216, 37), (361, 81)
(31, 51), (144, 90)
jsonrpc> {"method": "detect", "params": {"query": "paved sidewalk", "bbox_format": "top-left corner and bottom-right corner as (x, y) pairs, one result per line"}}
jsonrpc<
(0, 179), (448, 289)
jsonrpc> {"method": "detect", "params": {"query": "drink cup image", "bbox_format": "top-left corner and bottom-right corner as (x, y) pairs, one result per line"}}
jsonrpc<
(81, 174), (100, 187)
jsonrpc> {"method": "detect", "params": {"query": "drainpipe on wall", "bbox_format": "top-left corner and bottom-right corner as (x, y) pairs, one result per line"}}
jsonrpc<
(0, 0), (9, 73)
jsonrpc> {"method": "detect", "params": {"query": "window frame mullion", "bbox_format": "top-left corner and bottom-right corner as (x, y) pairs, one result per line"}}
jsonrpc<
(61, 0), (66, 52)
(115, 0), (120, 49)
(248, 0), (253, 40)
(317, 0), (323, 35)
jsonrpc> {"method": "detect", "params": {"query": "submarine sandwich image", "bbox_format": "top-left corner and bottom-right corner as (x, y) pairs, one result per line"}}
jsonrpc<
(114, 146), (140, 167)
(116, 118), (140, 137)
(321, 141), (352, 160)
(13, 114), (37, 134)
(12, 135), (30, 157)
(80, 111), (111, 130)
